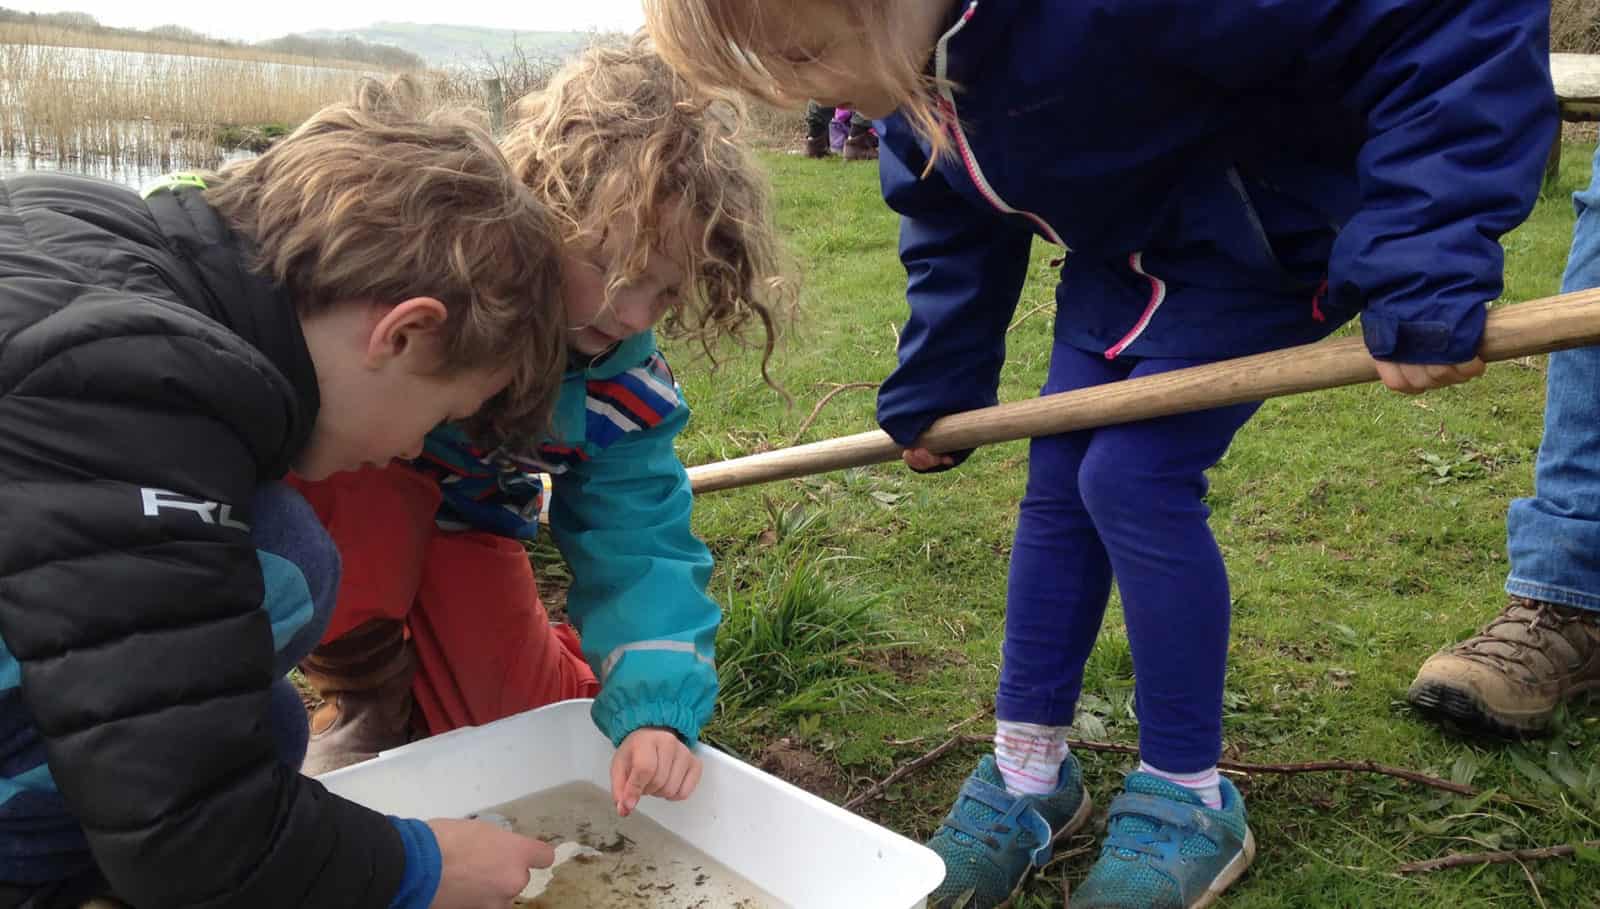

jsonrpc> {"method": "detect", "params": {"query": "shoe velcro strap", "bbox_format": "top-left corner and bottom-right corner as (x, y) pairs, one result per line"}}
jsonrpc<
(1020, 807), (1054, 867)
(1108, 792), (1206, 832)
(939, 809), (994, 844)
(957, 776), (1019, 815)
(937, 777), (1055, 864)
(935, 777), (1012, 843)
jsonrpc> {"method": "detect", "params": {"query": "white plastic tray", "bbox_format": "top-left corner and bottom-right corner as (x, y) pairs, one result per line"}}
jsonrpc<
(318, 699), (945, 908)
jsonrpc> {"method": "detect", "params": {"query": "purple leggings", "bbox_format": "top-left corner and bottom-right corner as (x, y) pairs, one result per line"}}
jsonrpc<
(996, 341), (1260, 772)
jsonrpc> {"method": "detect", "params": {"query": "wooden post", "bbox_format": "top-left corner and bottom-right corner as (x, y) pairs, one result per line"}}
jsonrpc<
(686, 288), (1600, 495)
(1545, 113), (1564, 192)
(482, 78), (506, 135)
(1549, 53), (1600, 191)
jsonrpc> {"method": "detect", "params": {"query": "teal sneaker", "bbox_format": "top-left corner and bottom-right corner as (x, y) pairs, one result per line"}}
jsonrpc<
(927, 753), (1093, 908)
(1071, 772), (1255, 908)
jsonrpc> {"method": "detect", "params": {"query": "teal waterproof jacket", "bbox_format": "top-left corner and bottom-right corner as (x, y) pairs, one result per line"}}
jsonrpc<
(416, 332), (718, 746)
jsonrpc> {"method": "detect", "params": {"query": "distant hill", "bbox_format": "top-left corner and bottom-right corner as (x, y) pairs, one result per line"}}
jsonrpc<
(296, 22), (599, 67)
(0, 7), (420, 70)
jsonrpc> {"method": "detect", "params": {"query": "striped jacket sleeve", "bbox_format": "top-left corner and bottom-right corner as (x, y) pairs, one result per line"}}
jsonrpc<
(546, 355), (719, 746)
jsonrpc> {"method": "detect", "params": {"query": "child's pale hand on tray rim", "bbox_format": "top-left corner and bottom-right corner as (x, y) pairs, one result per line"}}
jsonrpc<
(610, 727), (703, 817)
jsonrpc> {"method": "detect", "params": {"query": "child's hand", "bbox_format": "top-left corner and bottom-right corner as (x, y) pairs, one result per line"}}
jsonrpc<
(610, 727), (702, 817)
(902, 447), (956, 472)
(427, 817), (552, 908)
(1373, 357), (1485, 394)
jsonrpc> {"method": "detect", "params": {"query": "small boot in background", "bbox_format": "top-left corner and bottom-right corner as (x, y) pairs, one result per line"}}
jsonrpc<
(804, 100), (832, 158)
(843, 113), (878, 161)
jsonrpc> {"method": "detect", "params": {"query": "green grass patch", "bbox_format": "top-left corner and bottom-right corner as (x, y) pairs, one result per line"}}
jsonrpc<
(714, 557), (900, 722)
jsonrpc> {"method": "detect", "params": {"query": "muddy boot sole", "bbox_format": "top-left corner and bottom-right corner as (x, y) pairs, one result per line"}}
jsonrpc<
(1406, 680), (1551, 738)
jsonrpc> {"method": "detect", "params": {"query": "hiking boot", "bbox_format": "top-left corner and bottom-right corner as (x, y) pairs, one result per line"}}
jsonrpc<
(804, 135), (831, 158)
(1408, 596), (1600, 736)
(299, 619), (419, 775)
(1072, 772), (1255, 909)
(843, 133), (878, 161)
(926, 753), (1093, 908)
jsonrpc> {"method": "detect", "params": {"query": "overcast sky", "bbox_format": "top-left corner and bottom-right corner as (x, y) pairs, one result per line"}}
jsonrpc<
(5, 0), (645, 42)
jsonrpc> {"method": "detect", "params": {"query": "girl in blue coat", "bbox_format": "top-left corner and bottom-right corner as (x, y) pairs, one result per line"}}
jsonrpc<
(644, 2), (1557, 906)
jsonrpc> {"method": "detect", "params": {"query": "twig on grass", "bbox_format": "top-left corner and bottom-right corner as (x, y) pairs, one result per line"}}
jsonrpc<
(789, 382), (879, 446)
(845, 732), (1497, 814)
(1007, 301), (1056, 333)
(843, 733), (979, 811)
(1050, 737), (1482, 798)
(885, 706), (995, 746)
(1397, 840), (1600, 875)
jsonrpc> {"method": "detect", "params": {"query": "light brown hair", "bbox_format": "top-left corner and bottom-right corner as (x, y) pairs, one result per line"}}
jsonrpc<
(204, 76), (566, 442)
(641, 0), (950, 161)
(500, 32), (796, 391)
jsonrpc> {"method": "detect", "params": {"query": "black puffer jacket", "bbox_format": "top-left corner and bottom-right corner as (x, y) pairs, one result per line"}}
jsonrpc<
(0, 173), (406, 907)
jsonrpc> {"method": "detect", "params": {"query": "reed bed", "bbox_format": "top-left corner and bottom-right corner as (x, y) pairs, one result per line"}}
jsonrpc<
(0, 39), (369, 172)
(0, 22), (370, 70)
(1552, 0), (1600, 54)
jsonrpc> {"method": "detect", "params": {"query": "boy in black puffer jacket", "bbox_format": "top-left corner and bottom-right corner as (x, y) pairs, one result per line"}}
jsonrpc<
(0, 81), (567, 909)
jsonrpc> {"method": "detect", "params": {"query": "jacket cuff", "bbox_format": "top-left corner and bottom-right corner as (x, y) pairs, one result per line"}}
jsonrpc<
(877, 413), (930, 448)
(385, 817), (441, 909)
(1361, 304), (1486, 364)
(592, 689), (712, 749)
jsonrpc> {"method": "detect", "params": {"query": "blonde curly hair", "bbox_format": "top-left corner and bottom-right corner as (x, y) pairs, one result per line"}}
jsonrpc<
(640, 0), (950, 162)
(499, 33), (796, 391)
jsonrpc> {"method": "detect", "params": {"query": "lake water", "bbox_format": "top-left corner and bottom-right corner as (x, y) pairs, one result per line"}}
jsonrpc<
(0, 145), (254, 190)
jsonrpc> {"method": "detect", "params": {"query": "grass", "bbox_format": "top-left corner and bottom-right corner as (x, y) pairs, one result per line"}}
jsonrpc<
(576, 144), (1600, 907)
(713, 557), (899, 721)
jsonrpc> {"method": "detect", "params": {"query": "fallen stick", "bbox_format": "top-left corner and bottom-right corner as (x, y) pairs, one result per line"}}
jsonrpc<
(788, 382), (879, 446)
(843, 733), (976, 811)
(1045, 737), (1481, 798)
(843, 732), (1490, 813)
(1396, 840), (1600, 874)
(1007, 300), (1056, 333)
(885, 706), (995, 746)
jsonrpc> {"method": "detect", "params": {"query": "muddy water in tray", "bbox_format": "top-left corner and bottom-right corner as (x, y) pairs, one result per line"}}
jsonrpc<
(481, 781), (788, 908)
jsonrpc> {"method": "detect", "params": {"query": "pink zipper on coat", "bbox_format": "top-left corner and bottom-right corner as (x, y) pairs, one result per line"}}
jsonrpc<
(933, 3), (1174, 360)
(933, 2), (1068, 251)
(1103, 252), (1168, 359)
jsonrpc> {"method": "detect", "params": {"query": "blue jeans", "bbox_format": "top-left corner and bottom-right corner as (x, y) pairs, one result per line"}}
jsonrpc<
(1504, 143), (1600, 614)
(997, 343), (1261, 773)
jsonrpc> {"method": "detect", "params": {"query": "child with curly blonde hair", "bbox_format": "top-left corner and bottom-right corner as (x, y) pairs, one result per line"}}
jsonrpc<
(292, 34), (791, 821)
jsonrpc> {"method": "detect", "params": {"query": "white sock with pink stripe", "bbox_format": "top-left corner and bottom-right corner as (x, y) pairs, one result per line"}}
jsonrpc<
(993, 720), (1071, 796)
(1138, 760), (1223, 810)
